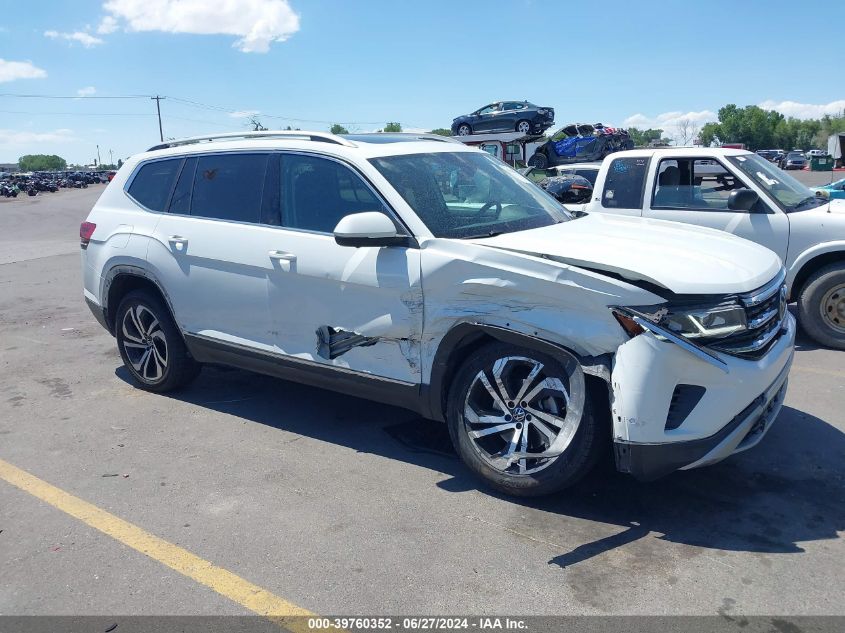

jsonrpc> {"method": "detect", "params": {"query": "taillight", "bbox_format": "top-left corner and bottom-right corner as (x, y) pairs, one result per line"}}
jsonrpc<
(80, 221), (96, 249)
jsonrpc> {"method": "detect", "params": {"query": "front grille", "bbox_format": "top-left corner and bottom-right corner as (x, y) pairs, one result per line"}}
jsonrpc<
(708, 270), (787, 360)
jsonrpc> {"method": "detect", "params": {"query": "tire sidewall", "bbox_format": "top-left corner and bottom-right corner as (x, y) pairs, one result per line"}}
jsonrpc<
(446, 343), (598, 497)
(798, 264), (845, 349)
(115, 291), (182, 390)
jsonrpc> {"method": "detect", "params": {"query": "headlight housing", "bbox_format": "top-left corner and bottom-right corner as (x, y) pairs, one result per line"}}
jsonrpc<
(614, 301), (748, 340)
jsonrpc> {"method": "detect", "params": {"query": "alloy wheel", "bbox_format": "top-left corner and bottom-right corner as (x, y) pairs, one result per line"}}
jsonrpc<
(517, 121), (531, 134)
(462, 355), (584, 475)
(121, 304), (168, 382)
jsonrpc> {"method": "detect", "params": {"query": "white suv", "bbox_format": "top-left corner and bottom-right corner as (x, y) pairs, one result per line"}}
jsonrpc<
(81, 131), (795, 496)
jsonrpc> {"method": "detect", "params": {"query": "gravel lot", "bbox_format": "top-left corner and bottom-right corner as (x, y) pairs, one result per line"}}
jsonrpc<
(0, 183), (843, 619)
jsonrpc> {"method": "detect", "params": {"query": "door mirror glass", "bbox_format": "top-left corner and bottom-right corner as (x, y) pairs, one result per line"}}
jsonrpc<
(333, 212), (409, 247)
(727, 188), (760, 211)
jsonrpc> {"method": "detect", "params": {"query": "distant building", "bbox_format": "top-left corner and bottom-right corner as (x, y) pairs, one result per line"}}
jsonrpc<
(0, 163), (19, 172)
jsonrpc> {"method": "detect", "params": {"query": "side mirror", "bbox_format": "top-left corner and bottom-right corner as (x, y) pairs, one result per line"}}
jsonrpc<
(727, 188), (760, 211)
(333, 212), (411, 248)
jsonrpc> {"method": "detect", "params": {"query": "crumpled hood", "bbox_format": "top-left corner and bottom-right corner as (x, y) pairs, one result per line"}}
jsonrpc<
(470, 213), (782, 295)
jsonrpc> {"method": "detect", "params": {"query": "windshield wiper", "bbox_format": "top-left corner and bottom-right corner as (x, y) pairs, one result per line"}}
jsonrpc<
(791, 195), (822, 211)
(461, 229), (505, 239)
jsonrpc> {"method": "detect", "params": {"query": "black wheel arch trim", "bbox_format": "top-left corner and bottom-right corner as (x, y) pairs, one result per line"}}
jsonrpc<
(422, 322), (611, 422)
(100, 265), (178, 336)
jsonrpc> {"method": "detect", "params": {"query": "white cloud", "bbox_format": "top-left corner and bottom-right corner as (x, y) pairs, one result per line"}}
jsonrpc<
(77, 86), (97, 97)
(623, 110), (717, 144)
(229, 110), (260, 118)
(758, 99), (845, 120)
(623, 110), (717, 130)
(44, 30), (104, 48)
(100, 0), (300, 53)
(0, 59), (47, 83)
(97, 15), (119, 34)
(0, 128), (75, 144)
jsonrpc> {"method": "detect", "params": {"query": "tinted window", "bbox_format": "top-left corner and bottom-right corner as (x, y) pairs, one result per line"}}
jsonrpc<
(575, 169), (598, 185)
(601, 157), (649, 209)
(128, 159), (181, 211)
(168, 157), (196, 214)
(281, 155), (388, 233)
(191, 153), (268, 223)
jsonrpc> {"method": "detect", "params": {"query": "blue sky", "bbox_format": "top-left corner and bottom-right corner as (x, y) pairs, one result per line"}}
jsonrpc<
(1, 0), (843, 165)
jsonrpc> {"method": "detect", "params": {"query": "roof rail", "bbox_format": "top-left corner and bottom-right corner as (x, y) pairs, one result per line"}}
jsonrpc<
(344, 132), (463, 144)
(147, 130), (356, 152)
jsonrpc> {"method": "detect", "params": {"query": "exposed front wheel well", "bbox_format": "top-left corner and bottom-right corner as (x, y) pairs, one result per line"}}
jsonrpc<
(790, 251), (845, 301)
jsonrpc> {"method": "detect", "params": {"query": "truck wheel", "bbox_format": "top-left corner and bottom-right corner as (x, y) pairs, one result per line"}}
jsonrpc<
(116, 290), (201, 392)
(528, 152), (548, 168)
(798, 263), (845, 350)
(446, 342), (601, 497)
(516, 120), (531, 134)
(457, 124), (472, 136)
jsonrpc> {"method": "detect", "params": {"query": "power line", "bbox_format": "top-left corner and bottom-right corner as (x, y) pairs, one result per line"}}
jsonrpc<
(0, 93), (152, 99)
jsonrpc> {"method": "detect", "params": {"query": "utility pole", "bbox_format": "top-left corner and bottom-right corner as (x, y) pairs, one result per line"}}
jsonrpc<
(96, 144), (101, 166)
(109, 149), (114, 166)
(151, 95), (165, 142)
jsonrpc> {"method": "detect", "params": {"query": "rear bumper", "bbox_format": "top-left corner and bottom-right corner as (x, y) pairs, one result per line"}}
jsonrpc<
(614, 354), (791, 481)
(85, 295), (110, 333)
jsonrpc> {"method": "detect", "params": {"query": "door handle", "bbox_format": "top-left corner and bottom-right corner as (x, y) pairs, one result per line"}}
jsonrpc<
(268, 250), (296, 262)
(168, 235), (189, 246)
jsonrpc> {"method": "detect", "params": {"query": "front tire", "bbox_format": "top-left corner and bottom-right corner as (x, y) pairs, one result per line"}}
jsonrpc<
(457, 124), (472, 136)
(798, 264), (845, 349)
(116, 290), (201, 392)
(446, 343), (601, 497)
(516, 120), (531, 134)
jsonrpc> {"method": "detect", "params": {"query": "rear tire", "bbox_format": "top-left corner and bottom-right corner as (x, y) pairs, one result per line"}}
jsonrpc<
(457, 124), (472, 136)
(116, 290), (201, 392)
(516, 120), (531, 134)
(798, 264), (845, 350)
(528, 152), (548, 168)
(446, 342), (602, 497)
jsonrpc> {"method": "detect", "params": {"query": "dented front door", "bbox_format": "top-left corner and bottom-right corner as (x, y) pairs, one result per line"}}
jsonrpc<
(267, 232), (422, 383)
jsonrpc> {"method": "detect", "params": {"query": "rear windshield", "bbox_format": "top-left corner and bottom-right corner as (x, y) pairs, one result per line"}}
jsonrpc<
(370, 151), (569, 239)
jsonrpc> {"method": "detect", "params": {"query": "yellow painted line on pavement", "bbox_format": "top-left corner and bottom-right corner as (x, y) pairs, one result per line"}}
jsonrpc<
(0, 457), (315, 632)
(791, 365), (845, 379)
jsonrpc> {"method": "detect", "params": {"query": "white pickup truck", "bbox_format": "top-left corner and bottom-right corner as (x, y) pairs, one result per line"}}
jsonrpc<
(571, 148), (845, 349)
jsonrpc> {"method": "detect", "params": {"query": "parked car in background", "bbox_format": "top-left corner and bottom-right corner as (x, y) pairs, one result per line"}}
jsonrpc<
(451, 101), (554, 137)
(805, 149), (826, 159)
(528, 123), (633, 168)
(780, 151), (806, 170)
(520, 167), (593, 205)
(82, 130), (793, 495)
(756, 150), (777, 162)
(812, 178), (845, 200)
(551, 162), (602, 186)
(574, 147), (845, 349)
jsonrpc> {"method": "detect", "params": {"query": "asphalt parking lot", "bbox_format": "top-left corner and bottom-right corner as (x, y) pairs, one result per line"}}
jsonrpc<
(0, 180), (843, 619)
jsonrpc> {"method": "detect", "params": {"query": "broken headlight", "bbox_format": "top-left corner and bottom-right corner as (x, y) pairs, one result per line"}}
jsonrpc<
(614, 302), (747, 340)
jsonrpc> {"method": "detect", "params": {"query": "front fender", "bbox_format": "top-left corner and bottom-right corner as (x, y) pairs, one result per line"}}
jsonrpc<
(786, 240), (845, 296)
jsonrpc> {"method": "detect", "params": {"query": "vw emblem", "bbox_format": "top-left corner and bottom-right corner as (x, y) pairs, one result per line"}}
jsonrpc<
(512, 406), (527, 423)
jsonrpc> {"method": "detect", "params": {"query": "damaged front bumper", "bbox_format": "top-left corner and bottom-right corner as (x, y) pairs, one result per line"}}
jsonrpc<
(610, 312), (795, 481)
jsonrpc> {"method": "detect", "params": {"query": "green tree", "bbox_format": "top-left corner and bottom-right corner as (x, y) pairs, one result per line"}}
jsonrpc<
(383, 122), (402, 133)
(429, 128), (452, 136)
(19, 154), (67, 171)
(330, 124), (349, 135)
(627, 128), (667, 147)
(698, 122), (721, 147)
(117, 158), (124, 169)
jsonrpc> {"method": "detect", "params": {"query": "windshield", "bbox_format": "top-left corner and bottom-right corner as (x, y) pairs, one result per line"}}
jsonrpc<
(727, 154), (823, 212)
(370, 151), (570, 239)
